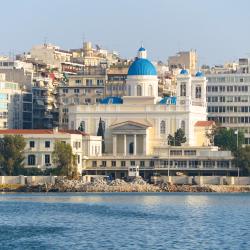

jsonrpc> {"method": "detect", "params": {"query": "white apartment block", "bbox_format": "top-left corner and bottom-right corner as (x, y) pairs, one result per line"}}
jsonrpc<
(0, 74), (32, 129)
(207, 73), (250, 144)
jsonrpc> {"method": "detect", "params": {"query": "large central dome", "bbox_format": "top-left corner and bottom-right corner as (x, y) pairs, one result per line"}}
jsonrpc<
(128, 58), (157, 76)
(128, 47), (157, 76)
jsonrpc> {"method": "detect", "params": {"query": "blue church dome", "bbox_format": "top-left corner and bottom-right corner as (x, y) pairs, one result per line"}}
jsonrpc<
(100, 96), (123, 104)
(195, 71), (204, 77)
(128, 58), (157, 76)
(138, 47), (146, 52)
(180, 69), (189, 75)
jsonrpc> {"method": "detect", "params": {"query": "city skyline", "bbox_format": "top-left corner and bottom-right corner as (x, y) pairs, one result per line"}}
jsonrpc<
(1, 0), (250, 65)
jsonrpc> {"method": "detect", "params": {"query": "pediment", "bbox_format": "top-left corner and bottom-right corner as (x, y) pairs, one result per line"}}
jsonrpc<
(111, 121), (151, 131)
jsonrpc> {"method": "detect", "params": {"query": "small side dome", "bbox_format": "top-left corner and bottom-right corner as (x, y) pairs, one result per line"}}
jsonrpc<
(180, 69), (189, 75)
(100, 96), (123, 104)
(138, 47), (146, 52)
(195, 71), (204, 77)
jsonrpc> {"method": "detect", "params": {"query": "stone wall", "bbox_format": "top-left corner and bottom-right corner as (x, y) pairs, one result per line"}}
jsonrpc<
(0, 176), (55, 185)
(151, 176), (250, 185)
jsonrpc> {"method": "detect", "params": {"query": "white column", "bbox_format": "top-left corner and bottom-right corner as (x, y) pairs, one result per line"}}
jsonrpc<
(113, 135), (117, 156)
(143, 134), (146, 155)
(124, 134), (127, 156)
(133, 134), (137, 156)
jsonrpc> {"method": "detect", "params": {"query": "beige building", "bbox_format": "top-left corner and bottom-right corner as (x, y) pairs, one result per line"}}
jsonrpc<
(0, 129), (102, 173)
(58, 67), (106, 129)
(72, 42), (119, 67)
(30, 44), (72, 71)
(168, 50), (197, 75)
(106, 64), (129, 96)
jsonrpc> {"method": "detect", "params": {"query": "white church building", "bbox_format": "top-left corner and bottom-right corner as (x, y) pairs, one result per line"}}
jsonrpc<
(68, 47), (235, 179)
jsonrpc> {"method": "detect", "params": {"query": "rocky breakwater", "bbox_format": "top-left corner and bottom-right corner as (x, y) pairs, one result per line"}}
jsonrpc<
(51, 177), (162, 192)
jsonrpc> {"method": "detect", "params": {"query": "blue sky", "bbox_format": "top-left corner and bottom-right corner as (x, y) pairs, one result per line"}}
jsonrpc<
(1, 0), (250, 65)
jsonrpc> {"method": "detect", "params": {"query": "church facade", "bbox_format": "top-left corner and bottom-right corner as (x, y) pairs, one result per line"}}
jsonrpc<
(68, 47), (235, 179)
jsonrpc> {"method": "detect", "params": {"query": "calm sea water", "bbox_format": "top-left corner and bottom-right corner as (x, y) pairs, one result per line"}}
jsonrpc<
(0, 193), (250, 250)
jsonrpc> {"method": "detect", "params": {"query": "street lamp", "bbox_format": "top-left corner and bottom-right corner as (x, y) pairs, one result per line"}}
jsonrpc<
(234, 129), (239, 184)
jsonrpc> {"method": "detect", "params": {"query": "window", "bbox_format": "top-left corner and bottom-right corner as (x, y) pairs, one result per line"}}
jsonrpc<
(111, 161), (116, 167)
(75, 79), (82, 84)
(102, 161), (106, 167)
(180, 84), (186, 96)
(121, 161), (126, 167)
(45, 141), (50, 148)
(170, 150), (182, 156)
(86, 79), (93, 86)
(137, 85), (142, 96)
(130, 161), (135, 166)
(97, 79), (103, 86)
(28, 155), (36, 165)
(74, 88), (80, 94)
(62, 88), (68, 93)
(195, 85), (201, 98)
(29, 141), (35, 148)
(150, 160), (154, 167)
(128, 85), (131, 96)
(181, 120), (185, 133)
(78, 121), (85, 132)
(101, 120), (105, 132)
(45, 154), (50, 164)
(92, 161), (97, 167)
(184, 150), (196, 156)
(160, 120), (166, 134)
(77, 155), (80, 164)
(62, 108), (68, 114)
(140, 161), (145, 167)
(85, 98), (91, 104)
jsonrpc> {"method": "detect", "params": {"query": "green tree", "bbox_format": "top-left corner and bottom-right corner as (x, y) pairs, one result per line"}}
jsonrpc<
(214, 127), (244, 154)
(0, 135), (26, 175)
(52, 141), (78, 178)
(168, 129), (186, 146)
(237, 146), (250, 175)
(97, 117), (105, 153)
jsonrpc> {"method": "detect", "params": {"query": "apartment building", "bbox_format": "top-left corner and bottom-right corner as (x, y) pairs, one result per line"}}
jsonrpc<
(58, 66), (106, 129)
(207, 73), (250, 144)
(168, 50), (197, 75)
(0, 73), (33, 129)
(105, 63), (128, 96)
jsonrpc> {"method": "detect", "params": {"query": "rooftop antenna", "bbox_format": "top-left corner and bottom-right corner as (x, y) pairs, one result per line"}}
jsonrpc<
(44, 36), (47, 46)
(82, 33), (85, 45)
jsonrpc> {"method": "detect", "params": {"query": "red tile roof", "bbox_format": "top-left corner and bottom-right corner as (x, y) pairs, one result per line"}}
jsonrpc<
(0, 129), (87, 136)
(195, 121), (215, 127)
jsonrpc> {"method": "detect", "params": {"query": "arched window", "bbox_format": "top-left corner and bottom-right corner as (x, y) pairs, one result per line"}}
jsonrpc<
(160, 120), (166, 134)
(101, 120), (106, 132)
(78, 121), (85, 132)
(195, 85), (201, 98)
(148, 85), (153, 96)
(137, 85), (142, 96)
(181, 120), (185, 133)
(28, 155), (36, 166)
(180, 84), (186, 96)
